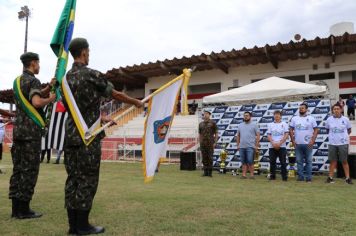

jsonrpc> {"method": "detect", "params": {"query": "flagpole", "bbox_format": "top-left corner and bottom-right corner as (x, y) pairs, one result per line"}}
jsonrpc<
(85, 67), (194, 141)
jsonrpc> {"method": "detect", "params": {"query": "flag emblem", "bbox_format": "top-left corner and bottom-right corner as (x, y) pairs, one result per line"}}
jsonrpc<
(153, 116), (172, 144)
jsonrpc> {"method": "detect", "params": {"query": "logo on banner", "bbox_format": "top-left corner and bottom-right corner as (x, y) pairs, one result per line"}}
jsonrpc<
(313, 107), (330, 114)
(217, 119), (233, 125)
(254, 104), (270, 111)
(231, 118), (243, 124)
(223, 130), (237, 136)
(252, 111), (265, 117)
(227, 106), (240, 112)
(153, 116), (172, 144)
(260, 117), (274, 123)
(318, 128), (328, 134)
(212, 113), (224, 119)
(271, 103), (286, 109)
(285, 102), (300, 109)
(217, 124), (229, 130)
(227, 124), (239, 130)
(283, 109), (297, 116)
(223, 113), (237, 119)
(305, 100), (318, 107)
(317, 100), (330, 107)
(240, 105), (255, 111)
(214, 107), (228, 113)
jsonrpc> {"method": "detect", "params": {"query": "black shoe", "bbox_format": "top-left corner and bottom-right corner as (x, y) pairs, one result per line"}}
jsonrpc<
(11, 198), (19, 218)
(326, 176), (335, 184)
(76, 210), (105, 235)
(282, 178), (288, 182)
(345, 178), (353, 185)
(201, 169), (208, 177)
(47, 159), (50, 163)
(16, 201), (42, 219)
(67, 209), (77, 235)
(208, 169), (213, 177)
(268, 175), (276, 180)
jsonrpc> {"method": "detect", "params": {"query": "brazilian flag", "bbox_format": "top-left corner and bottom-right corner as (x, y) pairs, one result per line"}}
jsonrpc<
(50, 0), (76, 85)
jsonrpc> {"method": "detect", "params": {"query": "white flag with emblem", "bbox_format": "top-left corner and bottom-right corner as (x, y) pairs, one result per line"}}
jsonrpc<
(142, 69), (191, 183)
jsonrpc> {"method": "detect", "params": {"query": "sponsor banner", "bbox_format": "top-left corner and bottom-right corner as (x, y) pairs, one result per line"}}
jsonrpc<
(211, 99), (330, 171)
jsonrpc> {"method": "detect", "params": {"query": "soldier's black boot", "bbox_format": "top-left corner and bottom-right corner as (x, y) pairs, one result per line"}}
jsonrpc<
(201, 169), (208, 177)
(67, 208), (77, 235)
(76, 210), (105, 235)
(11, 198), (19, 218)
(17, 201), (42, 219)
(208, 168), (213, 177)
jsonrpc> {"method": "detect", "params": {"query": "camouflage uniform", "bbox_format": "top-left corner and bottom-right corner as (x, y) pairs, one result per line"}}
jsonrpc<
(199, 120), (217, 170)
(9, 70), (43, 201)
(63, 62), (113, 210)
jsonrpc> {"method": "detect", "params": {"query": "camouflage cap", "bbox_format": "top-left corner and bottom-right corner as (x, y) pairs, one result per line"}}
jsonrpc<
(68, 38), (89, 53)
(20, 52), (39, 63)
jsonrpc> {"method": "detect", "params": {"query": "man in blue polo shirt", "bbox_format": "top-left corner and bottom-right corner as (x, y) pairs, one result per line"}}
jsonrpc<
(289, 103), (318, 182)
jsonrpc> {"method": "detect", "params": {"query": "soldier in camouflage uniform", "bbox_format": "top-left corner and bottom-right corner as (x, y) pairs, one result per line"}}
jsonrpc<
(63, 38), (142, 235)
(199, 110), (218, 177)
(9, 52), (56, 219)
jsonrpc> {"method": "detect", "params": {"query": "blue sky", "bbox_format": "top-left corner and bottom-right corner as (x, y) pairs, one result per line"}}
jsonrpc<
(1, 0), (356, 108)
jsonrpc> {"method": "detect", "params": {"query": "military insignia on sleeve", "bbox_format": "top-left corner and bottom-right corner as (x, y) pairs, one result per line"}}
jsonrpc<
(153, 116), (172, 144)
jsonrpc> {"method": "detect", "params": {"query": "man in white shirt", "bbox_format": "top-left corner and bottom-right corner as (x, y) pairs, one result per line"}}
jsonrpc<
(325, 103), (353, 184)
(289, 103), (318, 182)
(267, 110), (289, 181)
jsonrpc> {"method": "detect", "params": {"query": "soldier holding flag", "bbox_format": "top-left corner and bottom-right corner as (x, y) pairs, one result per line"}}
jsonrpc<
(62, 38), (142, 235)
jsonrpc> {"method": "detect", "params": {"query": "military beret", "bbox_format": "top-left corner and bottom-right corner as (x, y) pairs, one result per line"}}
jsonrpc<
(20, 52), (39, 63)
(69, 38), (89, 53)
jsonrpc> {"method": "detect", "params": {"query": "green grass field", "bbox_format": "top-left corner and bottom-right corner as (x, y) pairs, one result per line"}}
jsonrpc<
(1, 153), (356, 236)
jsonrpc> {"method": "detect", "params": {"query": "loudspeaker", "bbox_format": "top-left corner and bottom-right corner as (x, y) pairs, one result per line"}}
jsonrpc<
(180, 152), (196, 171)
(337, 155), (356, 179)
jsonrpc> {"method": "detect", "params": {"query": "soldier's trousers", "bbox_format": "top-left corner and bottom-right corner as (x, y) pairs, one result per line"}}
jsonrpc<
(64, 140), (101, 210)
(9, 140), (41, 201)
(200, 144), (214, 170)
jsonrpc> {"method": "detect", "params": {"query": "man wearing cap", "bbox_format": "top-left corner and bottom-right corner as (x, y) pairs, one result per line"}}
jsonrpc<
(199, 110), (218, 177)
(63, 38), (142, 235)
(289, 103), (318, 182)
(9, 52), (56, 219)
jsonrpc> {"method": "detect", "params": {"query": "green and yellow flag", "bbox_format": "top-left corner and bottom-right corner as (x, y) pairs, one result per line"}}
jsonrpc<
(50, 0), (76, 85)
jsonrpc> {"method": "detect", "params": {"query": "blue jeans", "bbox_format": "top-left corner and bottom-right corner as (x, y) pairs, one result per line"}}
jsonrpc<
(295, 144), (313, 181)
(239, 147), (255, 165)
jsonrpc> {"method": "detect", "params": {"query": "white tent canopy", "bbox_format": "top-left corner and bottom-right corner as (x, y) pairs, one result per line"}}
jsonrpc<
(203, 76), (327, 104)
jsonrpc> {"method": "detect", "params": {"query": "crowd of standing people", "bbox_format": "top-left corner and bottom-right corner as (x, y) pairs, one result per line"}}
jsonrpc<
(199, 102), (354, 185)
